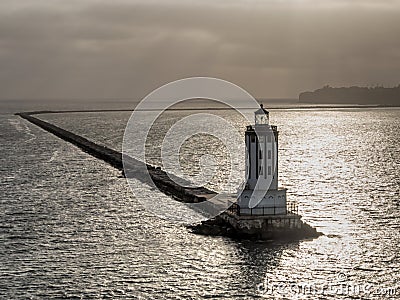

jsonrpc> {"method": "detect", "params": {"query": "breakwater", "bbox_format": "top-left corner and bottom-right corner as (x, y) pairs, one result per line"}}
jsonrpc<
(17, 111), (321, 240)
(16, 112), (216, 204)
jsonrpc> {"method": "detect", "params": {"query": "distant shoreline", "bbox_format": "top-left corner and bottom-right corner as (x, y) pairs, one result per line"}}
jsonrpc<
(299, 85), (400, 106)
(16, 104), (400, 116)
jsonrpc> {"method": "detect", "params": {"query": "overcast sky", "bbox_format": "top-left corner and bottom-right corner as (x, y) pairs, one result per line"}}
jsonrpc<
(0, 0), (399, 100)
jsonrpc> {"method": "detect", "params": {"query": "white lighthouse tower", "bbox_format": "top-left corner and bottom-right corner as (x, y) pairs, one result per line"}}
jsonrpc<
(237, 104), (288, 215)
(221, 104), (317, 239)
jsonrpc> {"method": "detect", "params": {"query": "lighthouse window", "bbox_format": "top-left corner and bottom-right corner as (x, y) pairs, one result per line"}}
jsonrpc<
(259, 166), (263, 175)
(268, 166), (272, 175)
(268, 150), (271, 159)
(259, 149), (263, 159)
(251, 135), (255, 142)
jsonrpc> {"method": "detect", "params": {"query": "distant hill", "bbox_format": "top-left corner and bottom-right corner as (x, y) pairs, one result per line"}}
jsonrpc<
(299, 85), (400, 106)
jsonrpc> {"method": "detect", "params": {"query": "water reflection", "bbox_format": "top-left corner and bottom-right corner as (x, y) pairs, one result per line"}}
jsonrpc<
(230, 240), (300, 298)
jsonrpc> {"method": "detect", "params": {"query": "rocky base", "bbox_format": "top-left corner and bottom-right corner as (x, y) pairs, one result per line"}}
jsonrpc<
(188, 216), (237, 237)
(188, 213), (322, 241)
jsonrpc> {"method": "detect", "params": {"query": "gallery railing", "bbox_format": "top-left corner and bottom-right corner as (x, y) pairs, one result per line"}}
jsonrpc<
(228, 202), (298, 216)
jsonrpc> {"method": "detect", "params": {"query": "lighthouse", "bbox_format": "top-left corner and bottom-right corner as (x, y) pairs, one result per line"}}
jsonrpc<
(205, 104), (320, 240)
(237, 104), (288, 215)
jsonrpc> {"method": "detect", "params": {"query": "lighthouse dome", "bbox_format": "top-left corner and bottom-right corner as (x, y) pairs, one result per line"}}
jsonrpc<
(255, 104), (269, 125)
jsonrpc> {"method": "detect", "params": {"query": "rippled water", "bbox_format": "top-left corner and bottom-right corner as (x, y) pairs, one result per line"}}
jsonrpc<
(1, 105), (399, 299)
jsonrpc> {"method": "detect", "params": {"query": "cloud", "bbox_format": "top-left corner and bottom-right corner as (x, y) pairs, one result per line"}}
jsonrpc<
(0, 0), (399, 99)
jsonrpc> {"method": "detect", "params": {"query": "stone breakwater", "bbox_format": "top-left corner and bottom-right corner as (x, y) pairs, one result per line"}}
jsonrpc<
(16, 112), (215, 204)
(17, 110), (322, 241)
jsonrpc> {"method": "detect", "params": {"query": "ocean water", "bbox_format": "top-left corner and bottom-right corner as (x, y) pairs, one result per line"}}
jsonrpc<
(1, 102), (399, 299)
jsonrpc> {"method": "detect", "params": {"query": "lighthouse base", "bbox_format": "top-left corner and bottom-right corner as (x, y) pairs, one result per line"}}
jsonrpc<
(189, 211), (322, 240)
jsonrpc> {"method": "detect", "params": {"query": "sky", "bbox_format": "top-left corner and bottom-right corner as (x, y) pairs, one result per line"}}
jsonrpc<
(0, 0), (399, 100)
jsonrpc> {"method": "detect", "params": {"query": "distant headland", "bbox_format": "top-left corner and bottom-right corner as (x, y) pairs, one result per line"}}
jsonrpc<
(299, 85), (400, 106)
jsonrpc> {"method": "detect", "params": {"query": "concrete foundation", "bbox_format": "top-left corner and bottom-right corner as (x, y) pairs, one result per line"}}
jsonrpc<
(191, 211), (321, 240)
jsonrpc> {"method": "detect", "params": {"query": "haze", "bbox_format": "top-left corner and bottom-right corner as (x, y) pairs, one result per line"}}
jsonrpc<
(1, 0), (399, 100)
